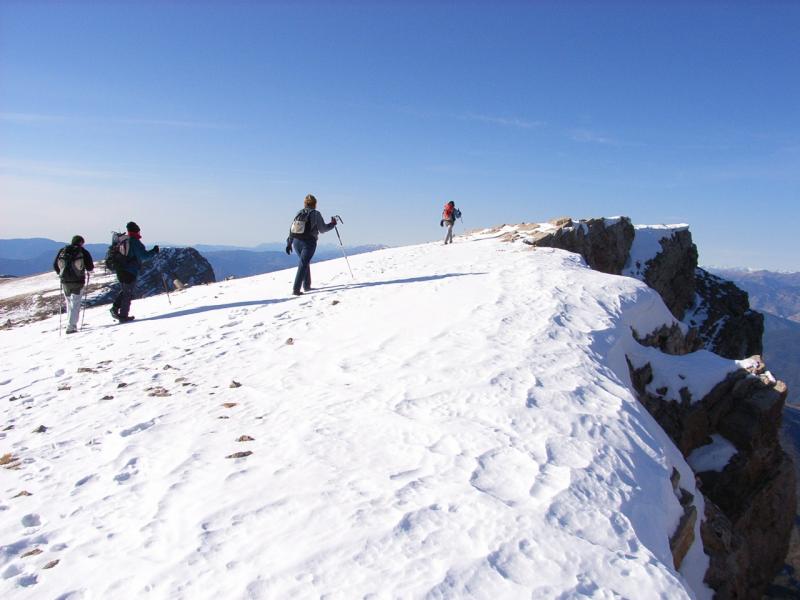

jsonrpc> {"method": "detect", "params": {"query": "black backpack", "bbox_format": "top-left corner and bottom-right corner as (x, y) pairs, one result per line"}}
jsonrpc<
(57, 245), (86, 282)
(290, 209), (312, 236)
(105, 231), (130, 271)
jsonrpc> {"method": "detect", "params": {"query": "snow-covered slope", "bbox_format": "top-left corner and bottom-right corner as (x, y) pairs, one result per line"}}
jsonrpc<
(2, 230), (749, 598)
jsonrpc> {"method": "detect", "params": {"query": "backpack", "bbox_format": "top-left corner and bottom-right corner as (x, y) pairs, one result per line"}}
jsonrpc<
(454, 208), (462, 219)
(442, 204), (454, 221)
(290, 209), (312, 236)
(57, 245), (85, 282)
(105, 231), (130, 271)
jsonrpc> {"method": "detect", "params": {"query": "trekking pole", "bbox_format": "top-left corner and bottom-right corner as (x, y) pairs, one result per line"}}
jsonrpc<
(331, 215), (355, 281)
(161, 272), (172, 304)
(58, 284), (63, 337)
(81, 272), (89, 329)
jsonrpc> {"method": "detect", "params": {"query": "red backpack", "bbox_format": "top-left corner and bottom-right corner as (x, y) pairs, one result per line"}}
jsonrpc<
(442, 204), (454, 221)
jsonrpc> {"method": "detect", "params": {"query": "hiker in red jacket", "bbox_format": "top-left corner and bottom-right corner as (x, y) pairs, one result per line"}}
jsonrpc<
(440, 201), (461, 245)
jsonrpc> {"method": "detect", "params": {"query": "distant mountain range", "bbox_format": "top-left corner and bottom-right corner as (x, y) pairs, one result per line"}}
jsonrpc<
(708, 268), (800, 405)
(0, 238), (385, 279)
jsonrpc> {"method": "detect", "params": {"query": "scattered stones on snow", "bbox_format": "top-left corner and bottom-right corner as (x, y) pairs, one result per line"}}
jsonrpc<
(21, 548), (43, 558)
(222, 402), (238, 409)
(225, 451), (252, 459)
(43, 559), (60, 569)
(147, 387), (171, 397)
(32, 425), (47, 433)
(13, 490), (32, 498)
(1, 452), (22, 469)
(237, 435), (255, 442)
(285, 337), (294, 345)
(77, 367), (96, 373)
(230, 380), (242, 388)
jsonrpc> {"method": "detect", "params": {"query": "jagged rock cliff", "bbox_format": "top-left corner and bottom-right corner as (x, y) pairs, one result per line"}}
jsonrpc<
(90, 247), (215, 306)
(525, 217), (794, 598)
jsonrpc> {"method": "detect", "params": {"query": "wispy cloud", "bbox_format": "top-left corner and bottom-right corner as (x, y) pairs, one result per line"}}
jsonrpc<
(0, 112), (232, 130)
(569, 128), (620, 145)
(398, 106), (544, 130)
(457, 112), (545, 130)
(0, 157), (123, 180)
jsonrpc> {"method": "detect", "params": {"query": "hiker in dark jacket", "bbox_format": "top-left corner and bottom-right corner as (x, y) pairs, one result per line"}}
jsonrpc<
(111, 221), (159, 323)
(285, 194), (337, 295)
(53, 235), (94, 334)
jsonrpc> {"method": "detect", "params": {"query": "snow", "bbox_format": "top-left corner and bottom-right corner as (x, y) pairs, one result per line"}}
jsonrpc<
(0, 229), (721, 599)
(687, 435), (738, 473)
(623, 224), (690, 280)
(626, 345), (743, 404)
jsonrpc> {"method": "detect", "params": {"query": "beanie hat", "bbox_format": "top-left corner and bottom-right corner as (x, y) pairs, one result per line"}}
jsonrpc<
(126, 221), (140, 233)
(71, 235), (85, 246)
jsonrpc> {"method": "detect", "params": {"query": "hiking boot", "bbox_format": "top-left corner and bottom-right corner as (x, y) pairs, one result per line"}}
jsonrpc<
(110, 307), (120, 321)
(118, 315), (135, 323)
(292, 290), (303, 296)
(66, 326), (77, 334)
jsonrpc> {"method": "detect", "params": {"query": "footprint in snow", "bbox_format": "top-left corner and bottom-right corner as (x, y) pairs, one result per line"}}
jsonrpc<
(120, 419), (156, 437)
(21, 514), (41, 527)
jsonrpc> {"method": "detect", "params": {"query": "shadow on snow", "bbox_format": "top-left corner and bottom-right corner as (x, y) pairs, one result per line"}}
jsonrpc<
(135, 272), (487, 322)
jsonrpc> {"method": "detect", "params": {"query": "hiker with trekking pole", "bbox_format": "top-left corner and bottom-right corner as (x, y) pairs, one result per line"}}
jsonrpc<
(440, 201), (462, 245)
(53, 235), (94, 335)
(106, 221), (159, 323)
(285, 194), (338, 296)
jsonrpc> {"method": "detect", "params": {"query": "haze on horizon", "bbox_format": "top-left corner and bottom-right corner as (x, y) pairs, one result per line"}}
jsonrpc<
(1, 1), (798, 271)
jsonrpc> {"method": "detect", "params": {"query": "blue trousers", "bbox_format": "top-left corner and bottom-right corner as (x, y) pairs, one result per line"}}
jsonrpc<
(292, 238), (317, 293)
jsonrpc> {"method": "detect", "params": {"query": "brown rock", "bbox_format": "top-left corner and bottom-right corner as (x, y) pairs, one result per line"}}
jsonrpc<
(225, 451), (252, 459)
(237, 435), (255, 442)
(229, 380), (242, 388)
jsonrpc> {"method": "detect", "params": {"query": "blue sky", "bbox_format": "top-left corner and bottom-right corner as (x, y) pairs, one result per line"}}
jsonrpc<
(1, 1), (798, 269)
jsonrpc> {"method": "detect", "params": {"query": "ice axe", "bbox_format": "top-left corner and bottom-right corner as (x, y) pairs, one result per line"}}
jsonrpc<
(331, 215), (355, 280)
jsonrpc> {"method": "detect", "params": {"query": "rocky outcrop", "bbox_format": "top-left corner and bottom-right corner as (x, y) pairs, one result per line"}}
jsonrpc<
(90, 247), (215, 306)
(527, 217), (635, 275)
(528, 217), (762, 360)
(687, 269), (764, 360)
(629, 352), (795, 598)
(640, 229), (698, 320)
(669, 468), (699, 570)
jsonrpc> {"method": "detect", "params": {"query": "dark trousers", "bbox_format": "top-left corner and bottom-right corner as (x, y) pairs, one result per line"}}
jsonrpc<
(114, 271), (137, 318)
(292, 238), (317, 293)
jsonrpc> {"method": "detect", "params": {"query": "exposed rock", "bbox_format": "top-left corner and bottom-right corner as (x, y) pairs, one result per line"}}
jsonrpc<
(229, 380), (242, 388)
(528, 217), (635, 275)
(628, 345), (795, 598)
(89, 247), (215, 307)
(669, 469), (698, 570)
(225, 451), (252, 459)
(641, 229), (698, 320)
(632, 322), (699, 356)
(688, 268), (764, 360)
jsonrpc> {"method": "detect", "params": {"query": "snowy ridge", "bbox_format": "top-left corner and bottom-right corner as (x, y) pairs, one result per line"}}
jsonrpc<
(0, 230), (741, 598)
